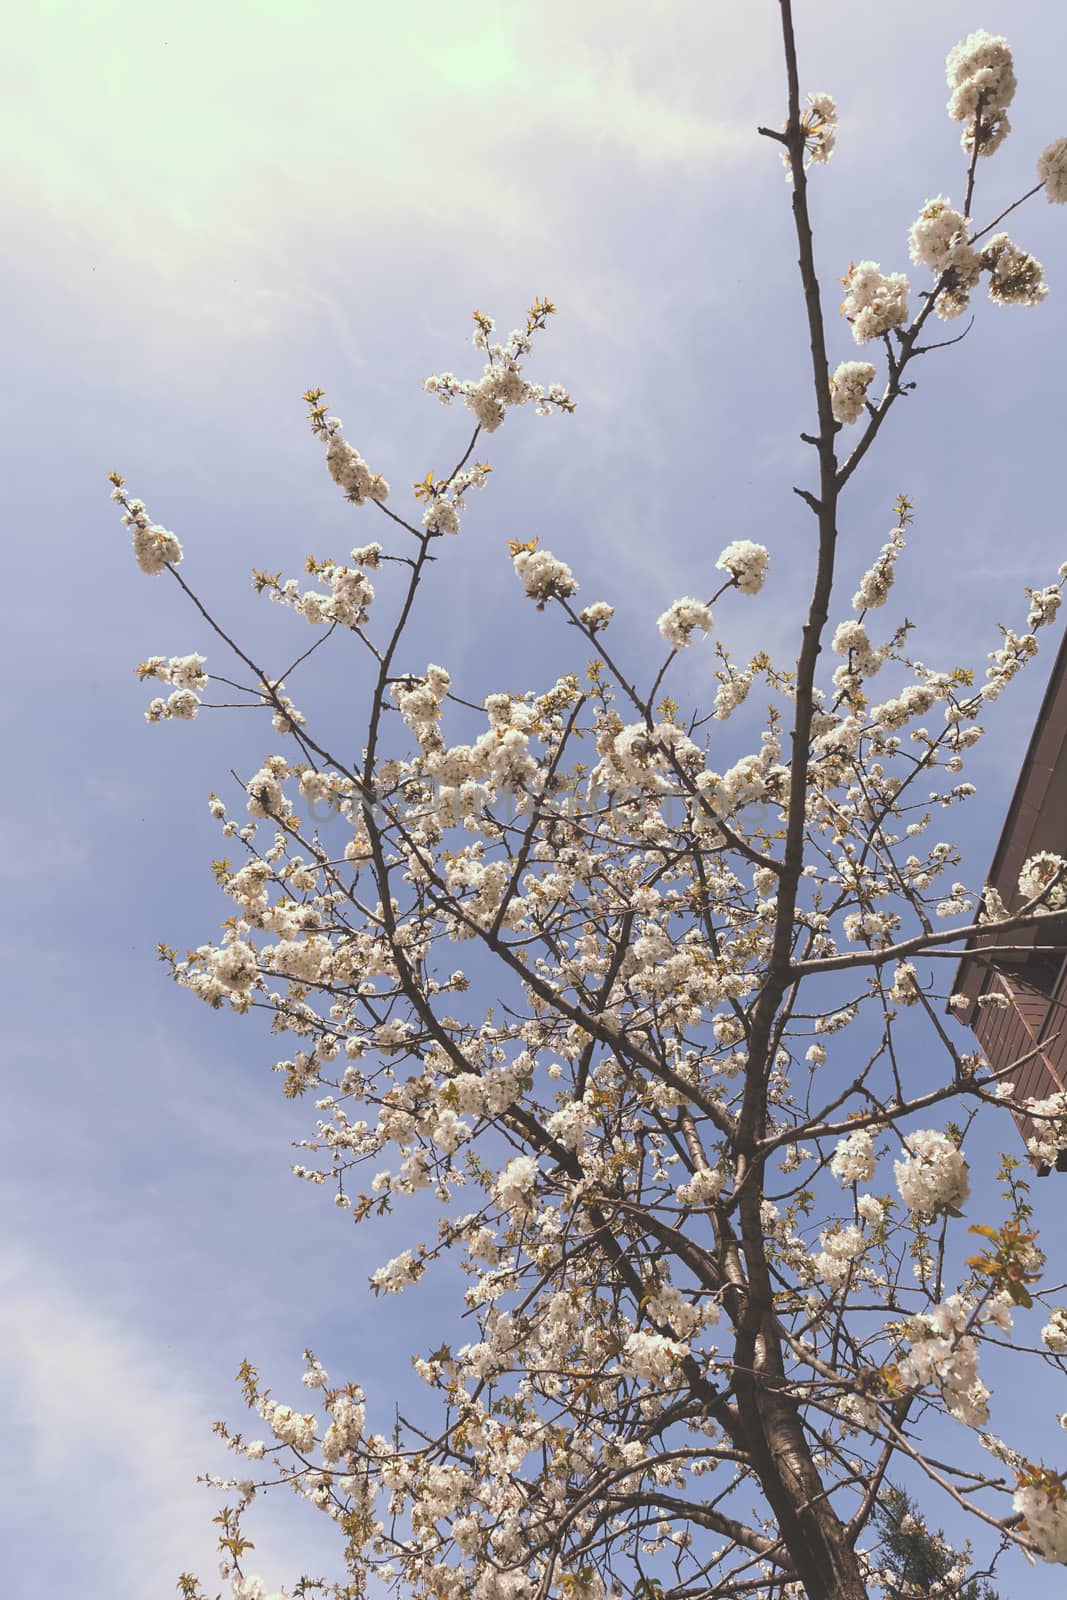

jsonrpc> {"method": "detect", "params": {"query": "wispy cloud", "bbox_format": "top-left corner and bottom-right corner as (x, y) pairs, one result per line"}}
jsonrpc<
(0, 1238), (346, 1592)
(3, 0), (754, 359)
(0, 1245), (226, 1589)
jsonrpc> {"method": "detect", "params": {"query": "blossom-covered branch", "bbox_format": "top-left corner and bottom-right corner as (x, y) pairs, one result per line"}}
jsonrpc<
(118, 13), (1067, 1600)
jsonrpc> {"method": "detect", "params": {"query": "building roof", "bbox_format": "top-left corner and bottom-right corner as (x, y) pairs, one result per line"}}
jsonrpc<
(955, 623), (1067, 1014)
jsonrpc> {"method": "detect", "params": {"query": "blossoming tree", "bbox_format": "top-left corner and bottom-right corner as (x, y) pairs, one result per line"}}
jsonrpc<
(112, 7), (1067, 1599)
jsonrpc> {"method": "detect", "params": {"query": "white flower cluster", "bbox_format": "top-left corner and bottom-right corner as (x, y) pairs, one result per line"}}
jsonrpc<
(423, 309), (574, 431)
(265, 934), (334, 985)
(619, 1330), (689, 1382)
(981, 234), (1048, 308)
(246, 757), (293, 822)
(513, 547), (578, 608)
(111, 481), (184, 575)
(232, 1577), (285, 1600)
(946, 30), (1016, 158)
(842, 261), (909, 345)
(1039, 138), (1067, 204)
(687, 737), (788, 824)
(898, 1295), (990, 1427)
(1014, 1477), (1067, 1563)
(321, 1388), (366, 1464)
(1041, 1308), (1067, 1356)
(146, 691), (198, 723)
(268, 683), (305, 734)
(301, 1356), (329, 1390)
(894, 1128), (970, 1215)
(706, 669), (748, 723)
(657, 597), (714, 648)
(830, 361), (876, 425)
(852, 524), (906, 612)
(271, 553), (377, 629)
(258, 1399), (318, 1452)
(811, 1222), (866, 1288)
(325, 426), (390, 505)
(137, 653), (207, 689)
(495, 1155), (539, 1216)
(1028, 584), (1062, 630)
(1018, 851), (1067, 909)
(210, 940), (259, 994)
(423, 686), (561, 808)
(1025, 1092), (1067, 1168)
(374, 1017), (412, 1055)
(808, 707), (861, 758)
(800, 91), (837, 164)
(674, 1167), (725, 1206)
(462, 360), (529, 432)
(370, 1248), (424, 1295)
(909, 197), (972, 272)
(831, 618), (883, 680)
(716, 539), (770, 594)
(907, 196), (980, 319)
(889, 961), (922, 1006)
(830, 1126), (877, 1185)
(417, 461), (491, 537)
(647, 1282), (718, 1340)
(983, 626), (1040, 699)
(782, 91), (837, 176)
(842, 909), (899, 948)
(140, 652), (209, 722)
(579, 600), (614, 631)
(393, 663), (451, 751)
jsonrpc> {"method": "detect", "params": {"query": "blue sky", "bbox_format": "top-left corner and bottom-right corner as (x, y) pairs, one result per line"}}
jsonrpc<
(5, 0), (1067, 1593)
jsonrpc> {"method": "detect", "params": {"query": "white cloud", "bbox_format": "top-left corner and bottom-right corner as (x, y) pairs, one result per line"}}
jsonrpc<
(0, 1244), (336, 1593)
(0, 0), (756, 359)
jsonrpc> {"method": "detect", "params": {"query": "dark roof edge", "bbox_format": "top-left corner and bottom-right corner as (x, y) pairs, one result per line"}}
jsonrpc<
(985, 624), (1067, 886)
(953, 621), (1067, 1010)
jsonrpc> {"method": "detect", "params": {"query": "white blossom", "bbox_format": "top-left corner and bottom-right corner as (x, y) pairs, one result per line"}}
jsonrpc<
(495, 1155), (539, 1216)
(657, 597), (713, 648)
(830, 1127), (877, 1185)
(946, 30), (1015, 157)
(1014, 1479), (1067, 1563)
(841, 261), (909, 345)
(259, 1400), (317, 1452)
(896, 1295), (990, 1425)
(908, 197), (973, 272)
(716, 540), (770, 594)
(894, 1129), (970, 1215)
(830, 361), (876, 425)
(907, 196), (980, 319)
(981, 233), (1048, 308)
(782, 91), (838, 177)
(325, 429), (389, 504)
(1028, 585), (1062, 630)
(1039, 138), (1067, 204)
(800, 91), (837, 166)
(619, 1330), (689, 1382)
(513, 547), (577, 606)
(114, 484), (184, 574)
(579, 601), (614, 630)
(1026, 1093), (1067, 1168)
(889, 962), (922, 1006)
(1018, 851), (1067, 909)
(370, 1249), (423, 1295)
(1041, 1309), (1067, 1356)
(211, 942), (259, 993)
(674, 1167), (725, 1206)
